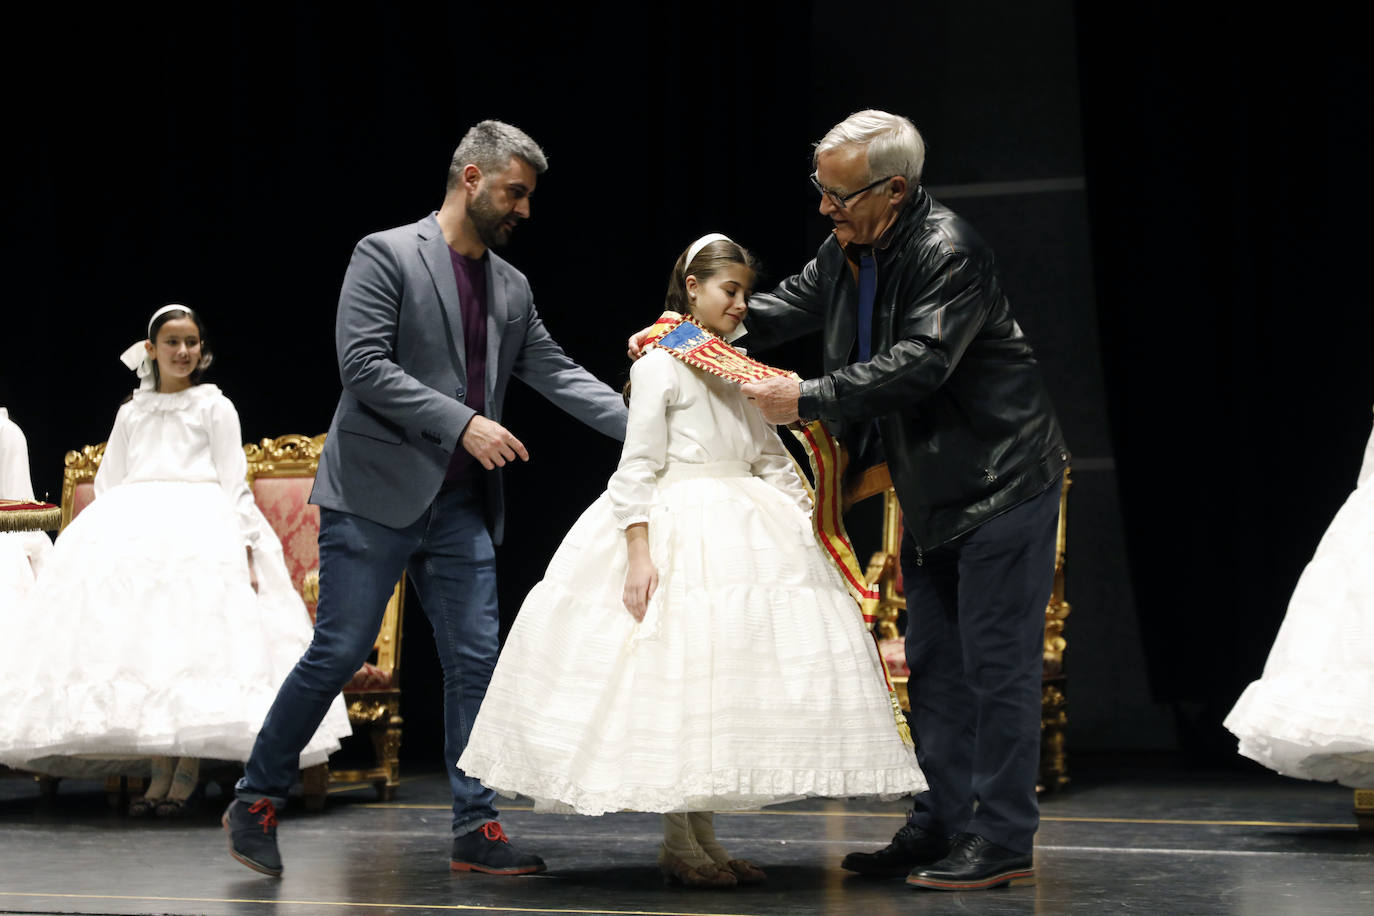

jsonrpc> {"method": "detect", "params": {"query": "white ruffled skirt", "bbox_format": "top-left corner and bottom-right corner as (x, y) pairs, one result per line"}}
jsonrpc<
(0, 531), (44, 612)
(0, 480), (351, 776)
(1223, 477), (1374, 787)
(458, 462), (925, 814)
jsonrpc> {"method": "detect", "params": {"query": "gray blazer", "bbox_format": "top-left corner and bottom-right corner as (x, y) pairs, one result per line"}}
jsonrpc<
(311, 212), (628, 542)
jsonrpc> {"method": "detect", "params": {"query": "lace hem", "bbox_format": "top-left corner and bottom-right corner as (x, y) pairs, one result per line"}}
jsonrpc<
(1225, 674), (1374, 787)
(460, 752), (926, 816)
(1225, 674), (1374, 743)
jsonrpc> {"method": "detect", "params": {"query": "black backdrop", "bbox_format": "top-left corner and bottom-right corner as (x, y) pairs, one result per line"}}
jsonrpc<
(1076, 6), (1374, 759)
(5, 2), (1370, 768)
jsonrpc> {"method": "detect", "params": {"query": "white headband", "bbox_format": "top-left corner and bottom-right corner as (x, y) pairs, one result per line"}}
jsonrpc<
(146, 303), (190, 337)
(684, 233), (733, 274)
(119, 305), (194, 391)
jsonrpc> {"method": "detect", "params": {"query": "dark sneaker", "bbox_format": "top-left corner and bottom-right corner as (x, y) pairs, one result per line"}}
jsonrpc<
(450, 822), (547, 875)
(223, 798), (283, 877)
(841, 823), (951, 877)
(906, 832), (1034, 890)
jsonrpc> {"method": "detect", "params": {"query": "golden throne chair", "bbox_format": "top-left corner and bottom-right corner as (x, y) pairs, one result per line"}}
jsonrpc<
(846, 468), (1073, 793)
(244, 434), (405, 806)
(54, 436), (405, 807)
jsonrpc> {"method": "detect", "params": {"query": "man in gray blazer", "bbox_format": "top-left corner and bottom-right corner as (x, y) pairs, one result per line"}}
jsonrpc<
(225, 121), (628, 877)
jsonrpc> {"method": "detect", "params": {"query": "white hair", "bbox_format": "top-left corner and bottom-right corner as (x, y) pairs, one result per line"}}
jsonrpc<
(814, 109), (925, 186)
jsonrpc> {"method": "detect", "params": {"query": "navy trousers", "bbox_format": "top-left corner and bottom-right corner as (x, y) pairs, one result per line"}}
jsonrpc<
(238, 485), (500, 837)
(901, 478), (1060, 853)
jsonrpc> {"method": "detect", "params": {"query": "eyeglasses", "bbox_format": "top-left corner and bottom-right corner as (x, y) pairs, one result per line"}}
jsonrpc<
(810, 172), (896, 209)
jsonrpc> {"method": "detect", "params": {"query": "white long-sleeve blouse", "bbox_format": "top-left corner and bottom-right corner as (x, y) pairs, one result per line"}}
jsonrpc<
(608, 347), (811, 528)
(94, 384), (260, 548)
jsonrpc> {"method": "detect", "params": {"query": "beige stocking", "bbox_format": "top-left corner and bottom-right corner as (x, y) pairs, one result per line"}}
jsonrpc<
(687, 811), (732, 865)
(661, 812), (712, 867)
(166, 757), (200, 802)
(144, 756), (174, 800)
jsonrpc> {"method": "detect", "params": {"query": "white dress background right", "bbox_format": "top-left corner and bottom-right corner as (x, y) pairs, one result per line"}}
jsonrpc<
(0, 407), (54, 607)
(1224, 417), (1374, 787)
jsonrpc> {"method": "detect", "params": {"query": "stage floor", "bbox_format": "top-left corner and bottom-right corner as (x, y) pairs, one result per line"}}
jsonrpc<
(0, 760), (1370, 915)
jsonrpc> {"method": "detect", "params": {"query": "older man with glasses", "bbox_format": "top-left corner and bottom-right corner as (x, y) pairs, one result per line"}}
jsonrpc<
(631, 108), (1067, 891)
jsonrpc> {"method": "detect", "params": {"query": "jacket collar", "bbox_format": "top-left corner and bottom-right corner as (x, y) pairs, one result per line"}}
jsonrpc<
(880, 185), (931, 253)
(417, 212), (467, 376)
(416, 211), (510, 401)
(839, 186), (932, 263)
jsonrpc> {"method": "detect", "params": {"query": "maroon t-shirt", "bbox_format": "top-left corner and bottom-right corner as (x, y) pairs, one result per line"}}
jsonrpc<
(444, 248), (489, 488)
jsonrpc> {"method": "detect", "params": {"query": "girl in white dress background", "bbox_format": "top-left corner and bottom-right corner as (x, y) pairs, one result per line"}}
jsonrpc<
(458, 235), (925, 887)
(1224, 411), (1374, 787)
(0, 305), (350, 816)
(0, 400), (54, 605)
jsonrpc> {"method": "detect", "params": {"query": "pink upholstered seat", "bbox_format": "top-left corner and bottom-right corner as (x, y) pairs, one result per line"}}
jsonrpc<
(878, 637), (909, 678)
(251, 477), (321, 619)
(250, 474), (395, 691)
(70, 481), (95, 521)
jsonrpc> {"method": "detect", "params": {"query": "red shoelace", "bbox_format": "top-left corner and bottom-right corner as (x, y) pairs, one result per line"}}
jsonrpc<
(480, 822), (510, 844)
(248, 798), (278, 833)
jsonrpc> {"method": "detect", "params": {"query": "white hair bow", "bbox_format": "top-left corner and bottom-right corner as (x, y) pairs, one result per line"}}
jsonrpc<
(119, 341), (156, 391)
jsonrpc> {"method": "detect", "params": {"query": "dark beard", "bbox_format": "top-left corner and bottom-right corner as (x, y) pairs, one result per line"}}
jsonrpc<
(469, 189), (514, 249)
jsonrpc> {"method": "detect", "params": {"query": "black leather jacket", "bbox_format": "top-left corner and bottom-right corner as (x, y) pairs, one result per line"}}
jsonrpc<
(742, 188), (1069, 550)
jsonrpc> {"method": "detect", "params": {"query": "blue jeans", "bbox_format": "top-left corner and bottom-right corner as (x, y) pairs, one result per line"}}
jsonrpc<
(237, 485), (500, 837)
(901, 478), (1060, 854)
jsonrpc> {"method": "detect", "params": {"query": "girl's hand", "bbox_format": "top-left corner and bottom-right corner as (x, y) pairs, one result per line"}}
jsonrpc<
(622, 555), (658, 621)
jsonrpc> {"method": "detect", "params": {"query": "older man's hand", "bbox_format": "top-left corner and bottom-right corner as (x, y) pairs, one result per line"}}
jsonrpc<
(626, 325), (656, 360)
(741, 375), (803, 425)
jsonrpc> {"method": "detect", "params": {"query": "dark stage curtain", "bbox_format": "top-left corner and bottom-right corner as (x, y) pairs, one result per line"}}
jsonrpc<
(13, 2), (1365, 767)
(1075, 6), (1374, 758)
(5, 1), (815, 766)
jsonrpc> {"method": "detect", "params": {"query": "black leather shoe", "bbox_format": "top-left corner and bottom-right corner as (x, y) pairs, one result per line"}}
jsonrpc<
(450, 822), (547, 875)
(223, 798), (283, 877)
(905, 832), (1034, 890)
(840, 823), (951, 877)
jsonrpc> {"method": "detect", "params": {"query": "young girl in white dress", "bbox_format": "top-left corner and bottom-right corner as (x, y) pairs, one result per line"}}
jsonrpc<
(1224, 411), (1374, 787)
(458, 235), (925, 887)
(0, 305), (351, 815)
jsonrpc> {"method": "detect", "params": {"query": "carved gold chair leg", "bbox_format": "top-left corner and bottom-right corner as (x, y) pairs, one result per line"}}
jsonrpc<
(1038, 469), (1072, 794)
(375, 706), (403, 801)
(103, 774), (144, 809)
(1038, 683), (1070, 794)
(1355, 789), (1374, 831)
(301, 763), (330, 811)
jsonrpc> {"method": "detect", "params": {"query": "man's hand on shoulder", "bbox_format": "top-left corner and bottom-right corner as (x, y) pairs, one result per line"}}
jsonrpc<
(461, 415), (530, 469)
(741, 375), (803, 425)
(626, 325), (657, 360)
